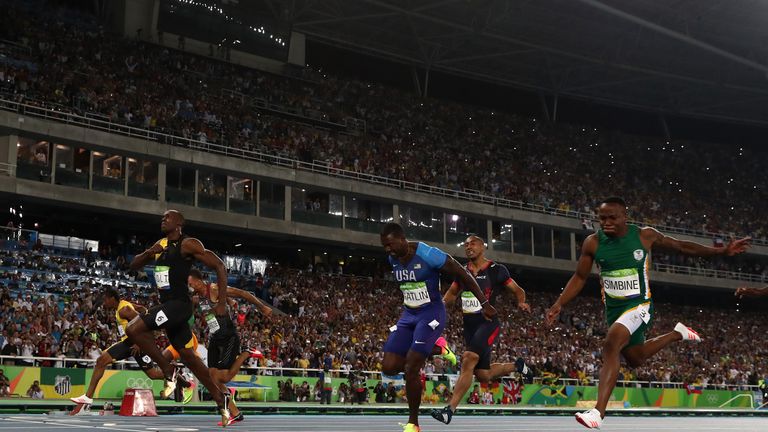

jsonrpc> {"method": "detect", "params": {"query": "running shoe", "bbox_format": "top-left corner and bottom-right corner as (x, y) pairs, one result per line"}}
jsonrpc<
(218, 391), (231, 428)
(434, 337), (457, 367)
(218, 412), (244, 426)
(575, 408), (603, 429)
(430, 405), (454, 424)
(160, 367), (179, 399)
(674, 322), (702, 342)
(399, 423), (420, 432)
(182, 378), (196, 405)
(69, 394), (93, 405)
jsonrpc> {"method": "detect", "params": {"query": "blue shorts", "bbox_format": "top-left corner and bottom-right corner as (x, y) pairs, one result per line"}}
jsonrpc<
(383, 303), (446, 357)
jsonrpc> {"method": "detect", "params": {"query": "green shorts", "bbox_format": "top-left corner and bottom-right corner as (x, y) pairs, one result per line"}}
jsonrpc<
(606, 301), (654, 348)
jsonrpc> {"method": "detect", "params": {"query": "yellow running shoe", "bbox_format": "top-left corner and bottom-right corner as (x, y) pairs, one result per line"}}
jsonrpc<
(400, 423), (421, 432)
(435, 337), (457, 367)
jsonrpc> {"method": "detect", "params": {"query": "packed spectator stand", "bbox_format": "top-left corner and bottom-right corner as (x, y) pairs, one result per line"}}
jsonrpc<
(0, 240), (765, 394)
(1, 0), (767, 246)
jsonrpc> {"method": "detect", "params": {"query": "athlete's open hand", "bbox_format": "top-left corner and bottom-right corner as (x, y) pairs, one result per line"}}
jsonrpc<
(725, 237), (751, 256)
(482, 303), (497, 321)
(517, 302), (531, 313)
(735, 286), (768, 298)
(545, 303), (561, 325)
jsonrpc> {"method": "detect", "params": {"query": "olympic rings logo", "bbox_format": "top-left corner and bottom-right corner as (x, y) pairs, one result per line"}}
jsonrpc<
(126, 377), (154, 389)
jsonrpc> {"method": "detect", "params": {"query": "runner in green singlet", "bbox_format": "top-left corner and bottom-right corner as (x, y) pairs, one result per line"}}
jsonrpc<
(545, 197), (750, 429)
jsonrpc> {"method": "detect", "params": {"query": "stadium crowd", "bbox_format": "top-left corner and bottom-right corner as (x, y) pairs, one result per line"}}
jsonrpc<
(1, 0), (767, 244)
(0, 245), (765, 392)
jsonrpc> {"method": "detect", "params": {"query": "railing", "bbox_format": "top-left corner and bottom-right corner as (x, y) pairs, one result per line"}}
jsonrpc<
(0, 355), (759, 392)
(0, 162), (15, 176)
(2, 96), (765, 246)
(533, 376), (759, 392)
(654, 263), (768, 283)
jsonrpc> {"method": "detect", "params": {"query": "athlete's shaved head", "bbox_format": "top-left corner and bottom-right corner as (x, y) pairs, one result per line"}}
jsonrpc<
(598, 197), (628, 237)
(464, 235), (486, 261)
(600, 197), (627, 211)
(380, 223), (409, 259)
(161, 210), (184, 235)
(380, 222), (405, 239)
(103, 287), (120, 309)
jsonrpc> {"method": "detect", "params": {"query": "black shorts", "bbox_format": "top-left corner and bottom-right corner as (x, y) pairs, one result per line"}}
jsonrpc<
(463, 316), (501, 370)
(105, 340), (154, 370)
(140, 299), (195, 352)
(208, 332), (241, 370)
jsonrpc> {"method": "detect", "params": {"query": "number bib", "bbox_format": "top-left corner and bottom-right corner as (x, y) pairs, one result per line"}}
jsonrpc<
(154, 266), (171, 290)
(461, 291), (482, 314)
(400, 282), (431, 308)
(200, 303), (220, 334)
(602, 268), (642, 299)
(117, 325), (126, 338)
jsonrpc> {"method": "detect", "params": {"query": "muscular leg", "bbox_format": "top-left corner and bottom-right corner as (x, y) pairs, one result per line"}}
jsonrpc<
(381, 352), (406, 376)
(404, 349), (428, 426)
(143, 348), (179, 380)
(448, 351), (480, 411)
(222, 352), (251, 382)
(125, 318), (174, 379)
(210, 368), (239, 417)
(595, 323), (631, 417)
(622, 331), (682, 368)
(85, 352), (115, 398)
(178, 347), (224, 406)
(488, 362), (516, 379)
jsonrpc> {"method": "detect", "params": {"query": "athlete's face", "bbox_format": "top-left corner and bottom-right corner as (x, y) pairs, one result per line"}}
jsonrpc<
(464, 236), (485, 260)
(103, 296), (118, 310)
(160, 211), (181, 234)
(597, 203), (627, 236)
(381, 233), (408, 258)
(187, 276), (206, 294)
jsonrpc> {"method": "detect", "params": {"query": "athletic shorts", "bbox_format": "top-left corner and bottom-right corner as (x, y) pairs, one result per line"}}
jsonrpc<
(165, 332), (199, 361)
(606, 301), (654, 348)
(140, 299), (195, 352)
(463, 316), (501, 370)
(105, 340), (153, 370)
(208, 331), (241, 370)
(383, 304), (446, 357)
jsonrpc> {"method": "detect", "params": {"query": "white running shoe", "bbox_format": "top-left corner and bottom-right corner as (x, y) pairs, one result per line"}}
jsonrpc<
(575, 408), (603, 429)
(70, 394), (93, 405)
(674, 322), (702, 342)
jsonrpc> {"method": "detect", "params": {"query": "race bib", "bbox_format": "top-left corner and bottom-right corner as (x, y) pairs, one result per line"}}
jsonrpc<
(461, 291), (482, 314)
(602, 268), (642, 299)
(154, 266), (171, 290)
(400, 282), (431, 308)
(117, 325), (126, 338)
(206, 313), (221, 334)
(324, 376), (332, 384)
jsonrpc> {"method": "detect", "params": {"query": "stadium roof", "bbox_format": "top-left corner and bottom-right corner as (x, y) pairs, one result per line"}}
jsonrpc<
(283, 0), (768, 126)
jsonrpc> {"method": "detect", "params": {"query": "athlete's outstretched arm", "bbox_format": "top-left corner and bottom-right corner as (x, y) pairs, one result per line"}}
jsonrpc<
(227, 287), (272, 316)
(183, 238), (229, 315)
(442, 256), (497, 320)
(442, 282), (460, 306)
(642, 227), (750, 257)
(735, 286), (768, 298)
(129, 241), (164, 270)
(546, 235), (597, 325)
